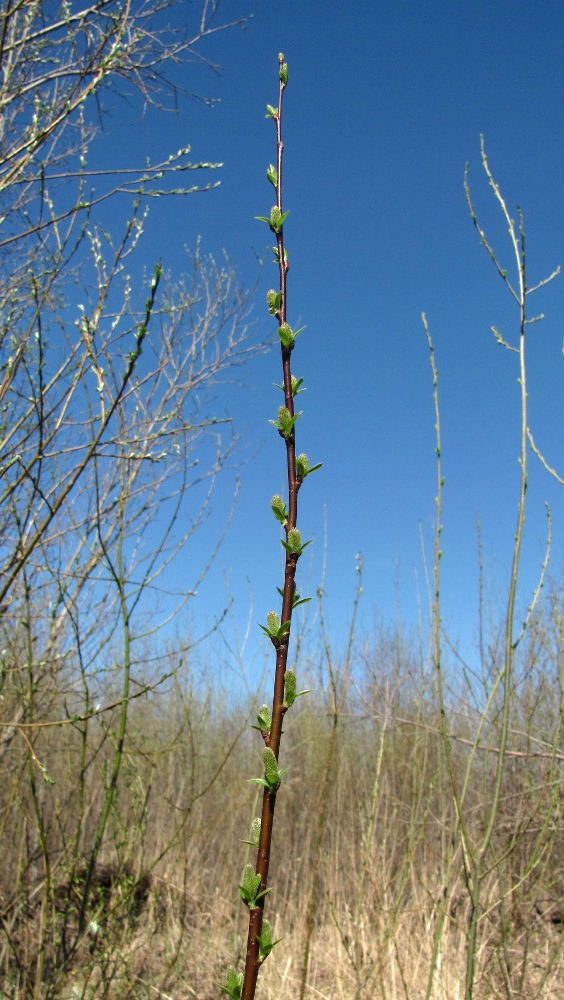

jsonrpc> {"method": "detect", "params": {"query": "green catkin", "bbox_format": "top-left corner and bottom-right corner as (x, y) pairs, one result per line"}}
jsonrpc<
(271, 495), (287, 523)
(262, 747), (279, 786)
(257, 704), (272, 732)
(241, 863), (260, 898)
(284, 669), (297, 707)
(277, 323), (293, 348)
(287, 528), (301, 552)
(266, 610), (280, 634)
(226, 966), (242, 997)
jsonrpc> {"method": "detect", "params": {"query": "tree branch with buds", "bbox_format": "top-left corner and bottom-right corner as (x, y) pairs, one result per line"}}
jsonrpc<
(221, 54), (321, 1000)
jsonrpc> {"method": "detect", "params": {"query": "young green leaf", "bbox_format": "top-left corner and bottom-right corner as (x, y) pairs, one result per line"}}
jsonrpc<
(273, 245), (288, 266)
(274, 374), (305, 396)
(265, 104), (278, 118)
(293, 594), (312, 609)
(266, 164), (278, 187)
(277, 585), (312, 609)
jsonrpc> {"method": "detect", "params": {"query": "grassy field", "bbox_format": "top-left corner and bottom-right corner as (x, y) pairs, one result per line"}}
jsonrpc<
(2, 593), (563, 1000)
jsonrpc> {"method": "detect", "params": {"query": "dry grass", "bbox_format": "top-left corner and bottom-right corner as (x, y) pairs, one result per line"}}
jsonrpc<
(2, 599), (564, 999)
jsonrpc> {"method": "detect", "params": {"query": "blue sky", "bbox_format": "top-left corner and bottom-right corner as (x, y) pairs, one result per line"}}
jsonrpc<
(90, 0), (564, 669)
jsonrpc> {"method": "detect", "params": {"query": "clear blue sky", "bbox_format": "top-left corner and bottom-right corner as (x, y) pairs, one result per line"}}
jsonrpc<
(91, 0), (564, 668)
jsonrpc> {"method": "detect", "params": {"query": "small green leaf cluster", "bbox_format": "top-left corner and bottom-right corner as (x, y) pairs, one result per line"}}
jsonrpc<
(274, 374), (305, 397)
(241, 55), (316, 993)
(270, 405), (301, 438)
(238, 863), (270, 908)
(272, 244), (288, 266)
(276, 585), (311, 610)
(259, 610), (291, 645)
(277, 322), (305, 350)
(249, 746), (287, 793)
(281, 527), (312, 558)
(125, 262), (162, 369)
(221, 967), (243, 1000)
(256, 918), (282, 962)
(256, 205), (289, 234)
(296, 453), (323, 481)
(251, 704), (272, 734)
(280, 377), (303, 401)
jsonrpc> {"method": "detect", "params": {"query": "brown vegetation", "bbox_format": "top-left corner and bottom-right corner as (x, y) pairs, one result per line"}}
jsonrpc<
(2, 594), (564, 999)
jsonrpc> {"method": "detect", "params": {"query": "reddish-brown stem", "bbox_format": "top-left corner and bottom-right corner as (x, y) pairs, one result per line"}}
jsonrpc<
(240, 56), (302, 1000)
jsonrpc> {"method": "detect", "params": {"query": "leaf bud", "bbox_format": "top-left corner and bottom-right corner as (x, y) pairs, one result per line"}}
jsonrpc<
(270, 206), (282, 229)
